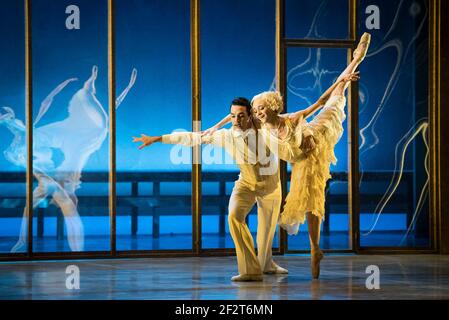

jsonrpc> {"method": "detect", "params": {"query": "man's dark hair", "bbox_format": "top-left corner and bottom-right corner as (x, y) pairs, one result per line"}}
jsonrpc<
(230, 97), (252, 115)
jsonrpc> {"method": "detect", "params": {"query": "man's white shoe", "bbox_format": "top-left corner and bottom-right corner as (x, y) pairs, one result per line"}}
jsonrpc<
(264, 266), (289, 275)
(231, 274), (263, 282)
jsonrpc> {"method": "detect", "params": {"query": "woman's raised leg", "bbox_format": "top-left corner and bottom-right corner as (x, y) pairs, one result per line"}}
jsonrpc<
(336, 32), (371, 90)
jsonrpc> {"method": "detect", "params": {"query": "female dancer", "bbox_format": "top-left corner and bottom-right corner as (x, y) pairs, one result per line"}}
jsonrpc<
(206, 33), (371, 278)
(251, 33), (371, 278)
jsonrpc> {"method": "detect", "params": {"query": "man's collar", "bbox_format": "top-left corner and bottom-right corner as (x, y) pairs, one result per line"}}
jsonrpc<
(231, 127), (256, 139)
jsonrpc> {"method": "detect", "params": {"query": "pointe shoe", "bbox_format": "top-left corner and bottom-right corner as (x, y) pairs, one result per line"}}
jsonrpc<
(264, 266), (289, 275)
(353, 32), (371, 62)
(311, 251), (324, 279)
(231, 274), (263, 282)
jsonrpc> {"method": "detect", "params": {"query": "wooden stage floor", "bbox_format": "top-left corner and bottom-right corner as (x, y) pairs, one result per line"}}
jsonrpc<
(0, 254), (448, 300)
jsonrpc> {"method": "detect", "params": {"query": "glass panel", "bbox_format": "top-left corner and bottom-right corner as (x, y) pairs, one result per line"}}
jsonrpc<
(285, 0), (349, 40)
(0, 0), (26, 254)
(201, 0), (277, 250)
(286, 47), (349, 250)
(31, 0), (109, 252)
(116, 0), (192, 250)
(358, 0), (430, 247)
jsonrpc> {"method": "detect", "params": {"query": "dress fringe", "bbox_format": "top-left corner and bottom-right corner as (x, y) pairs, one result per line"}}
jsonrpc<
(279, 95), (347, 235)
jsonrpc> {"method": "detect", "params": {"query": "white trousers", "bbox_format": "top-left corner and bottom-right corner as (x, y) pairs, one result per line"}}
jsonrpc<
(228, 182), (281, 275)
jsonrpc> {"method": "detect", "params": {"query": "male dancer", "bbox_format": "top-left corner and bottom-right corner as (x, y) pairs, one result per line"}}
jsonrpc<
(134, 98), (313, 281)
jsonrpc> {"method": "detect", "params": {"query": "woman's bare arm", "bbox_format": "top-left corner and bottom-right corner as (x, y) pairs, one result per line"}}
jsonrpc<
(201, 114), (232, 136)
(288, 71), (359, 124)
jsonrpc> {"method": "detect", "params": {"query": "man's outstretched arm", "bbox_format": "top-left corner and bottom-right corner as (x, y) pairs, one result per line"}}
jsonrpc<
(133, 130), (222, 150)
(132, 134), (162, 150)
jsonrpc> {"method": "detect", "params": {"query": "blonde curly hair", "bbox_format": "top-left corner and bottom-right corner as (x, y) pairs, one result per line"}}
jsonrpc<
(251, 91), (284, 114)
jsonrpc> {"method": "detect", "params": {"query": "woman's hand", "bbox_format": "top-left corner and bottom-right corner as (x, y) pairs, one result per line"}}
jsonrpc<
(202, 114), (232, 136)
(201, 126), (218, 137)
(300, 135), (316, 155)
(132, 134), (160, 150)
(340, 71), (360, 83)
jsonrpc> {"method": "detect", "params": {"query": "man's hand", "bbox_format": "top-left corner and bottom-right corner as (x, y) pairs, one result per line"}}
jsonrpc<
(132, 134), (161, 150)
(300, 135), (316, 155)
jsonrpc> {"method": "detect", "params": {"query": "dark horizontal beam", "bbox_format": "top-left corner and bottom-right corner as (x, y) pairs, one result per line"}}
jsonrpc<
(357, 248), (437, 254)
(0, 171), (415, 182)
(286, 249), (354, 254)
(284, 38), (356, 48)
(0, 171), (238, 182)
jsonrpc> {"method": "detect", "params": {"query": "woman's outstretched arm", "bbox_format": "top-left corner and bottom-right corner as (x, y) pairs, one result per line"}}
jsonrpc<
(201, 114), (232, 136)
(303, 71), (359, 118)
(287, 72), (359, 124)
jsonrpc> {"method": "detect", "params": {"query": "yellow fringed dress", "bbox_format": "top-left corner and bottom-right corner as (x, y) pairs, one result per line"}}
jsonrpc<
(260, 94), (347, 235)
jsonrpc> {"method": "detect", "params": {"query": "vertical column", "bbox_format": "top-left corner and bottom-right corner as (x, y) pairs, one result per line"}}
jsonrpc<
(349, 0), (357, 42)
(131, 182), (138, 236)
(275, 0), (285, 94)
(432, 0), (448, 254)
(275, 0), (288, 254)
(439, 0), (449, 254)
(191, 0), (201, 254)
(108, 0), (117, 255)
(24, 0), (33, 257)
(348, 0), (360, 252)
